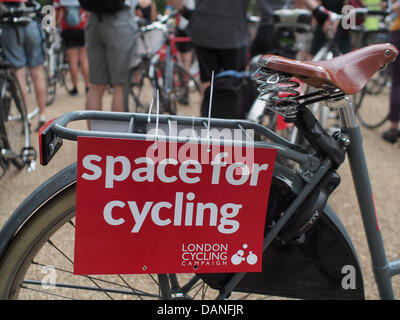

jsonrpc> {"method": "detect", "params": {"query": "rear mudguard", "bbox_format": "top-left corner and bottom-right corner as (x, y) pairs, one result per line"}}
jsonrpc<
(0, 163), (364, 299)
(199, 206), (365, 300)
(199, 164), (365, 300)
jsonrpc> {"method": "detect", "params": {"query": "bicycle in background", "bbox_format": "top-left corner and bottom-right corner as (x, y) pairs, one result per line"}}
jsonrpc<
(0, 3), (39, 179)
(124, 12), (201, 116)
(1, 42), (399, 300)
(352, 12), (394, 129)
(43, 27), (71, 106)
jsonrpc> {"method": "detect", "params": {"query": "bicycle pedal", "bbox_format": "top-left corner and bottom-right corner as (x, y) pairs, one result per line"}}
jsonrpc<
(22, 147), (37, 163)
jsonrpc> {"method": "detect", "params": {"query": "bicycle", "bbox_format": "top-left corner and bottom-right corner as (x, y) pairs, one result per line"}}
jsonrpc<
(247, 8), (312, 145)
(249, 7), (394, 147)
(124, 12), (201, 116)
(0, 3), (39, 180)
(352, 15), (393, 129)
(0, 42), (399, 300)
(43, 27), (71, 106)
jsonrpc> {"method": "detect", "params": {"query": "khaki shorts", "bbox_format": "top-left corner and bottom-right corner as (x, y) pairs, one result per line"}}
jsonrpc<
(85, 9), (138, 85)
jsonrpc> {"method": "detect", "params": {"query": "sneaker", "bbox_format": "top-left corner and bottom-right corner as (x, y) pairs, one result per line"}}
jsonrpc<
(35, 119), (46, 132)
(35, 116), (47, 132)
(68, 87), (78, 96)
(382, 128), (399, 144)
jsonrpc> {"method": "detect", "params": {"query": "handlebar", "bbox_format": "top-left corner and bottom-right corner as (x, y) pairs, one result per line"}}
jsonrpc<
(159, 9), (179, 24)
(141, 9), (180, 34)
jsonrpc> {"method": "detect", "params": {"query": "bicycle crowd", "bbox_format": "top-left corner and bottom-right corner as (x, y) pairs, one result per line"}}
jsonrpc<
(1, 0), (400, 302)
(0, 0), (398, 178)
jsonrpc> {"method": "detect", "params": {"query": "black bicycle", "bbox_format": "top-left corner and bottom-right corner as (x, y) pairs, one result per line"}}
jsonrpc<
(0, 2), (39, 179)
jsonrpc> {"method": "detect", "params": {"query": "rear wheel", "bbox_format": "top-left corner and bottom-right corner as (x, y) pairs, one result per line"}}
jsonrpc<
(44, 67), (57, 106)
(125, 62), (156, 113)
(354, 70), (390, 129)
(0, 183), (270, 300)
(156, 62), (201, 116)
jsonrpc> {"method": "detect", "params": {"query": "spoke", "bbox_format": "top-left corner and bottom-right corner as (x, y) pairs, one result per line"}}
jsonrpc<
(201, 282), (209, 299)
(180, 275), (200, 294)
(147, 274), (159, 286)
(117, 275), (144, 300)
(22, 280), (160, 298)
(191, 281), (207, 299)
(238, 293), (252, 300)
(20, 284), (74, 300)
(47, 239), (114, 299)
(32, 261), (143, 293)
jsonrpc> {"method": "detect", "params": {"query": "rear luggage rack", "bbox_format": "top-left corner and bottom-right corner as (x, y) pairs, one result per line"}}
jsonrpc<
(40, 110), (321, 172)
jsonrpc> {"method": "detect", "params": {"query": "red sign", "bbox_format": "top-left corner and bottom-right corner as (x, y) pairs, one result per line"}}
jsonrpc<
(74, 137), (277, 275)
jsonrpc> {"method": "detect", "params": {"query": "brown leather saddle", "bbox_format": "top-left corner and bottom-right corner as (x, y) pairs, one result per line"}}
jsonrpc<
(259, 43), (399, 95)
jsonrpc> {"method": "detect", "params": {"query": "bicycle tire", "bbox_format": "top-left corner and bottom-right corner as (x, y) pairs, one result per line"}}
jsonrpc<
(58, 49), (72, 94)
(354, 78), (390, 129)
(124, 61), (155, 113)
(0, 72), (30, 169)
(172, 63), (201, 115)
(0, 164), (271, 300)
(154, 62), (201, 116)
(44, 66), (57, 106)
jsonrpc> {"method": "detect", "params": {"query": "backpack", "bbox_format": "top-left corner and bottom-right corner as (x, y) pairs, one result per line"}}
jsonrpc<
(64, 6), (81, 27)
(201, 70), (257, 120)
(78, 0), (126, 14)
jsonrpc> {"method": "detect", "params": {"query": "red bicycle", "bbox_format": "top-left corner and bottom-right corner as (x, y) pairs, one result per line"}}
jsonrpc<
(124, 12), (201, 115)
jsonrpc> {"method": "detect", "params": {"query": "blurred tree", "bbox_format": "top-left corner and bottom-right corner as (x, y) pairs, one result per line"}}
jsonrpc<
(154, 0), (166, 13)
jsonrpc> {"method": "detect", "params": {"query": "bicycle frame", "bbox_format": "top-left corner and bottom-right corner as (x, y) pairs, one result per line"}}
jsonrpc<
(0, 70), (31, 163)
(29, 93), (396, 299)
(157, 33), (193, 113)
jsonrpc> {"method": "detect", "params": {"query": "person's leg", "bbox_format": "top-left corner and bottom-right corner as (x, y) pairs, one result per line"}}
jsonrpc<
(66, 47), (79, 94)
(78, 46), (90, 92)
(86, 84), (106, 130)
(383, 30), (400, 143)
(1, 25), (30, 111)
(86, 84), (106, 111)
(23, 20), (47, 129)
(219, 47), (247, 73)
(103, 10), (138, 112)
(85, 14), (109, 114)
(194, 45), (219, 95)
(29, 64), (47, 120)
(13, 67), (29, 110)
(111, 85), (124, 112)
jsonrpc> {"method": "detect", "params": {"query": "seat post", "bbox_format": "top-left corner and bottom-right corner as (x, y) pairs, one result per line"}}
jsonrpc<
(337, 96), (358, 129)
